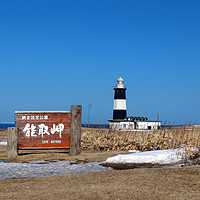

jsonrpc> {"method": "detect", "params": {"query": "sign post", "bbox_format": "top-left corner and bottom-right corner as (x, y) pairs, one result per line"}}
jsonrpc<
(70, 105), (82, 155)
(7, 127), (18, 159)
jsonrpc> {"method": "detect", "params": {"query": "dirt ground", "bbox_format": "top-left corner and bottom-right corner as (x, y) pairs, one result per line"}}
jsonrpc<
(1, 129), (200, 199)
(0, 145), (132, 163)
(0, 129), (133, 163)
(0, 166), (199, 200)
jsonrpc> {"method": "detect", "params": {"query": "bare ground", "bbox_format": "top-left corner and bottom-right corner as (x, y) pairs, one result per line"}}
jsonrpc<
(0, 166), (199, 200)
(0, 145), (132, 163)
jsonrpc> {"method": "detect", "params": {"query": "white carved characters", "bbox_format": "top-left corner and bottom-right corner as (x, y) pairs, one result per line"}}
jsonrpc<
(23, 123), (65, 138)
(23, 123), (37, 137)
(51, 124), (64, 138)
(38, 124), (50, 137)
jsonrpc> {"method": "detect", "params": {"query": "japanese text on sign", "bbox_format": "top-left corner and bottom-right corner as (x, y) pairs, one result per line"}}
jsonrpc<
(23, 123), (64, 138)
(21, 115), (48, 120)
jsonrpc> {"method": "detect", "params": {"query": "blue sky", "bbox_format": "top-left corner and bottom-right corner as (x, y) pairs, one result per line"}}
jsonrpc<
(0, 0), (200, 124)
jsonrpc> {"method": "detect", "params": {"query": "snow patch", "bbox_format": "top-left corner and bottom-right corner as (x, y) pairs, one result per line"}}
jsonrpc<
(128, 150), (140, 153)
(0, 139), (7, 145)
(106, 149), (185, 165)
(0, 160), (112, 180)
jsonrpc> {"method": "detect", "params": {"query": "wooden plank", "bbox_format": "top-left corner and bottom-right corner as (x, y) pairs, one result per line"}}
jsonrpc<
(15, 111), (70, 114)
(69, 105), (82, 156)
(7, 127), (18, 159)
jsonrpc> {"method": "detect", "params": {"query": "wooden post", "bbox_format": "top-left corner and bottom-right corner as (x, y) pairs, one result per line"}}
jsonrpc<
(7, 127), (18, 159)
(69, 105), (82, 156)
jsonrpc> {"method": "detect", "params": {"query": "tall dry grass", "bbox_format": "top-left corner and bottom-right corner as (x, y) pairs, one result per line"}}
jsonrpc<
(81, 126), (200, 154)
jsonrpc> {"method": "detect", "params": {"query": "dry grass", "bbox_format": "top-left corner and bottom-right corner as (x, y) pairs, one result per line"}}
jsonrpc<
(0, 129), (6, 135)
(81, 126), (200, 151)
(1, 126), (200, 161)
(0, 166), (199, 200)
(81, 126), (200, 159)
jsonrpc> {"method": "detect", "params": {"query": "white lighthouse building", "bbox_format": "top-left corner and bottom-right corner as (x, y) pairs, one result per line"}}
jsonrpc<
(109, 76), (161, 131)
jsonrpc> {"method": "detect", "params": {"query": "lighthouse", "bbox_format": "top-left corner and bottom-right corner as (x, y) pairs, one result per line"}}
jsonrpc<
(109, 76), (161, 131)
(113, 76), (127, 120)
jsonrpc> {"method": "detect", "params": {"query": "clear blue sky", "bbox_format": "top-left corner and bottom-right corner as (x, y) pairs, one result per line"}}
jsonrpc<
(0, 0), (200, 125)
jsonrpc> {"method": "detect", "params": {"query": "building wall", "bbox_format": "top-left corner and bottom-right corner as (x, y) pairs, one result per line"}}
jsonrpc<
(137, 121), (161, 130)
(110, 121), (161, 131)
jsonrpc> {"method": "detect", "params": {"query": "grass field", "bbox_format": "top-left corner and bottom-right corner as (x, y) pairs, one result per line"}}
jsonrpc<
(0, 166), (199, 200)
(0, 127), (200, 199)
(1, 126), (200, 161)
(82, 126), (200, 160)
(82, 126), (200, 151)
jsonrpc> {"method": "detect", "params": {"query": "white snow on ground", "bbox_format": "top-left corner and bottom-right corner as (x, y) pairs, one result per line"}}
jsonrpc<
(106, 149), (185, 165)
(0, 139), (7, 145)
(0, 160), (112, 180)
(0, 146), (198, 180)
(128, 150), (140, 153)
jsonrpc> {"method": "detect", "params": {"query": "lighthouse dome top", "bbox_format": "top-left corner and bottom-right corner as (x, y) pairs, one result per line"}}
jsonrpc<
(117, 76), (123, 82)
(117, 76), (124, 88)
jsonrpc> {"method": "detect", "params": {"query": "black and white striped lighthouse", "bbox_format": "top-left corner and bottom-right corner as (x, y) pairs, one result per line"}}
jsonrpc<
(113, 76), (127, 120)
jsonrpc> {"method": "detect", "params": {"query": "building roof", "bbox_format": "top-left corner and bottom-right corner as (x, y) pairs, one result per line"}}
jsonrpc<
(109, 116), (162, 123)
(109, 120), (162, 122)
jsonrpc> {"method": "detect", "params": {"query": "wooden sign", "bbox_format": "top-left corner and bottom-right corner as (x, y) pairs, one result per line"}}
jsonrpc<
(15, 111), (71, 149)
(7, 105), (82, 158)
